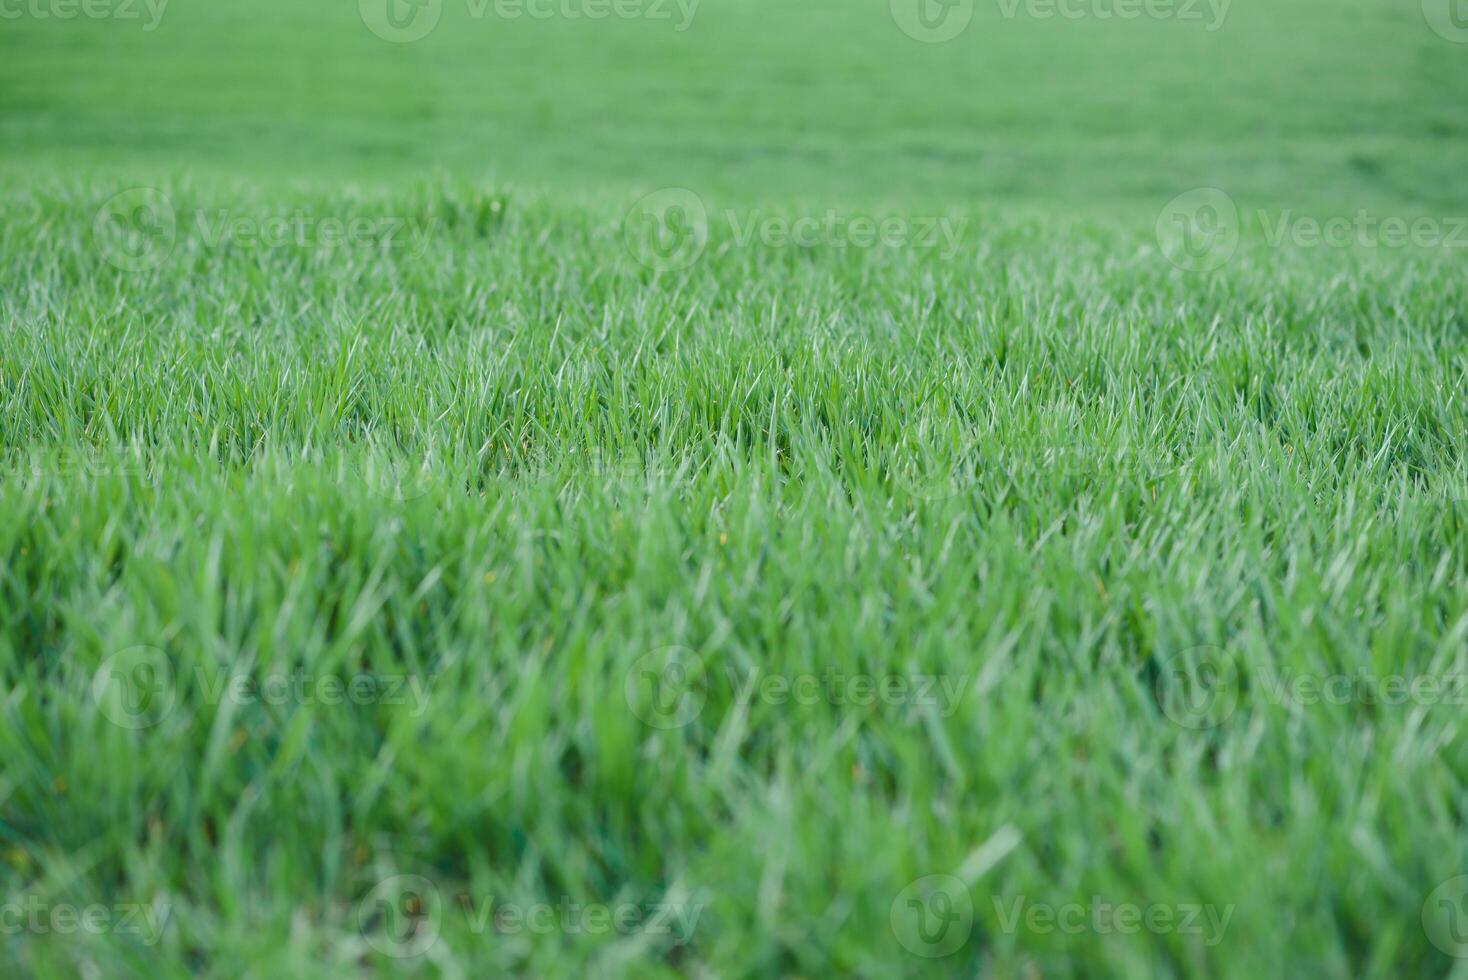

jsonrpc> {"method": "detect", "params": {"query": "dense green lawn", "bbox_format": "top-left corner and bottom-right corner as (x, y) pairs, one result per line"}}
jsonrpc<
(2, 1), (1467, 976)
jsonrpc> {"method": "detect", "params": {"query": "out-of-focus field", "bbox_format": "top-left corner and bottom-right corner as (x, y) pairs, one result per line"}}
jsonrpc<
(4, 0), (1465, 206)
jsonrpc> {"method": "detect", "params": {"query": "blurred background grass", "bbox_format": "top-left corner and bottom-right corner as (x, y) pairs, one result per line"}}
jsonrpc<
(3, 0), (1465, 212)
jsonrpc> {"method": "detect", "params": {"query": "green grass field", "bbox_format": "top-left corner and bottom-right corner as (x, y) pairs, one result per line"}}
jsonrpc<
(3, 0), (1468, 976)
